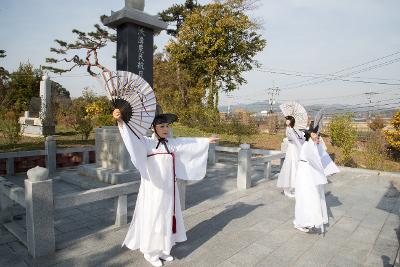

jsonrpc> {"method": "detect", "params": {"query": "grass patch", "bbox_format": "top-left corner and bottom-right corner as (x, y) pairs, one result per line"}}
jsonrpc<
(0, 125), (95, 152)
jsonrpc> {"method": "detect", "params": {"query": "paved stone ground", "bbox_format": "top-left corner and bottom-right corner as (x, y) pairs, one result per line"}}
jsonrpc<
(1, 156), (399, 267)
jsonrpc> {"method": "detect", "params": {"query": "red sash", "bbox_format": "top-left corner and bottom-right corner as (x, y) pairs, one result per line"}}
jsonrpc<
(147, 152), (177, 234)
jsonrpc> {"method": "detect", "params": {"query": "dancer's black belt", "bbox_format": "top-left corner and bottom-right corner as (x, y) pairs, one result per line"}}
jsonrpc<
(300, 160), (308, 162)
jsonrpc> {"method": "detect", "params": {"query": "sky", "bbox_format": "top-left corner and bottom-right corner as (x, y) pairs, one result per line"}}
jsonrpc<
(1, 0), (400, 111)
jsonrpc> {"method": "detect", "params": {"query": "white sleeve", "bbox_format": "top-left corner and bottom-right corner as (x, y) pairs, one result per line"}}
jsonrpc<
(286, 127), (296, 142)
(172, 137), (210, 181)
(118, 122), (148, 177)
(318, 144), (340, 176)
(304, 142), (327, 185)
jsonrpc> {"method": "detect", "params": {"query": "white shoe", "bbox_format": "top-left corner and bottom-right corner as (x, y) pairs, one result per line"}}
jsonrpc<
(144, 254), (163, 267)
(160, 254), (174, 262)
(294, 225), (309, 233)
(284, 191), (295, 198)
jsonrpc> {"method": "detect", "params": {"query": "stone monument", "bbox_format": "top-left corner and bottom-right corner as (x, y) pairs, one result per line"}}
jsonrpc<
(78, 0), (167, 184)
(19, 75), (55, 136)
(102, 0), (167, 86)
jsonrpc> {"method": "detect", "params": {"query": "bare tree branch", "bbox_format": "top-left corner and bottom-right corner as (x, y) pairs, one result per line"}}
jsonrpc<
(43, 18), (115, 76)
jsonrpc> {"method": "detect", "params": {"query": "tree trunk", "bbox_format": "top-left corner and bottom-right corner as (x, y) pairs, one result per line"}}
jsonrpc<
(207, 77), (214, 110)
(176, 64), (188, 108)
(214, 90), (219, 111)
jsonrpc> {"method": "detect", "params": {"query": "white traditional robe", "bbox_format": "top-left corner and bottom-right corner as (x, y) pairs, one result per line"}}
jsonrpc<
(294, 140), (328, 228)
(277, 127), (305, 189)
(118, 123), (209, 256)
(317, 138), (340, 177)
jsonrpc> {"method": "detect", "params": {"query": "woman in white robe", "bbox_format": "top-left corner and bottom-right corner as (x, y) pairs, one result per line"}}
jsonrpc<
(277, 116), (305, 197)
(113, 109), (217, 266)
(294, 129), (328, 233)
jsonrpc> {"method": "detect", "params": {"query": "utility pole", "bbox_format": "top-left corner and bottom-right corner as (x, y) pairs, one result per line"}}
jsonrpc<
(364, 90), (379, 122)
(267, 86), (280, 115)
(226, 94), (234, 116)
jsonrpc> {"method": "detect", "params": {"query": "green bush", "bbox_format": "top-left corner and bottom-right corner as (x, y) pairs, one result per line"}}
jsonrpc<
(95, 114), (115, 127)
(329, 113), (357, 166)
(0, 111), (22, 145)
(368, 116), (385, 132)
(223, 116), (258, 144)
(363, 131), (387, 170)
(63, 98), (93, 140)
(265, 114), (279, 134)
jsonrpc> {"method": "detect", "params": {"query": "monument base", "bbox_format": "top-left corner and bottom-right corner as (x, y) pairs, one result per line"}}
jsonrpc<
(78, 164), (140, 184)
(19, 116), (55, 137)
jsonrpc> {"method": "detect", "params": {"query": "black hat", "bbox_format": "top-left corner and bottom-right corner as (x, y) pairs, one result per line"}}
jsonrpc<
(309, 120), (319, 133)
(152, 105), (178, 125)
(304, 121), (319, 141)
(153, 113), (178, 125)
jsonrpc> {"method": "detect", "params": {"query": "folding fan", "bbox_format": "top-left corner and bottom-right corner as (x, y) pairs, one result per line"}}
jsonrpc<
(100, 71), (157, 139)
(279, 101), (308, 129)
(313, 108), (325, 133)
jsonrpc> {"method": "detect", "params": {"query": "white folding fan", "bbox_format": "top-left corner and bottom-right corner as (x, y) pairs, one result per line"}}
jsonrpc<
(100, 71), (157, 139)
(279, 101), (308, 129)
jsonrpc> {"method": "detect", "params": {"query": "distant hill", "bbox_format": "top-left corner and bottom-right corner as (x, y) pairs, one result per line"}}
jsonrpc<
(219, 102), (398, 119)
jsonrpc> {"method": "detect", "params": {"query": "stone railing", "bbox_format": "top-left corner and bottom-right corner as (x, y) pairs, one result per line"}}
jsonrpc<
(208, 143), (286, 189)
(1, 143), (285, 258)
(0, 166), (140, 258)
(0, 136), (95, 176)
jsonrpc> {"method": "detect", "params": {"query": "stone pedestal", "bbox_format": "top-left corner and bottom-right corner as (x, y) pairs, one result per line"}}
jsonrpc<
(25, 166), (55, 258)
(96, 127), (134, 171)
(78, 127), (139, 184)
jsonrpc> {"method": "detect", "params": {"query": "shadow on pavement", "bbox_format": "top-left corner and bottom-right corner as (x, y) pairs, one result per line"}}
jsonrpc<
(172, 202), (263, 259)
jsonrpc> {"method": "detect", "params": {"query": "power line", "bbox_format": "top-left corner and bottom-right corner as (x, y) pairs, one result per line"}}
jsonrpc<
(258, 66), (400, 82)
(256, 68), (400, 86)
(277, 51), (400, 90)
(281, 50), (400, 88)
(308, 100), (400, 116)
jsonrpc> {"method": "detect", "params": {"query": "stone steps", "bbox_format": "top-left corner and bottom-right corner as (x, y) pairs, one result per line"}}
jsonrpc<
(59, 170), (109, 189)
(77, 164), (140, 185)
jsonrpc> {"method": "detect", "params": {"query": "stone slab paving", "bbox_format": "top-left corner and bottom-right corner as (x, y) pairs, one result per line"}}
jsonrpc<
(1, 161), (399, 267)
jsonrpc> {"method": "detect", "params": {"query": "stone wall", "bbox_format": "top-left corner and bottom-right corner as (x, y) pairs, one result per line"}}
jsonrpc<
(0, 151), (95, 175)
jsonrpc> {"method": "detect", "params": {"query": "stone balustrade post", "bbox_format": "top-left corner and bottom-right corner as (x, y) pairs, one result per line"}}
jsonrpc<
(45, 136), (56, 175)
(82, 150), (90, 164)
(264, 161), (272, 180)
(6, 157), (14, 177)
(115, 195), (127, 227)
(25, 166), (55, 258)
(208, 143), (216, 165)
(0, 183), (13, 223)
(237, 144), (252, 190)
